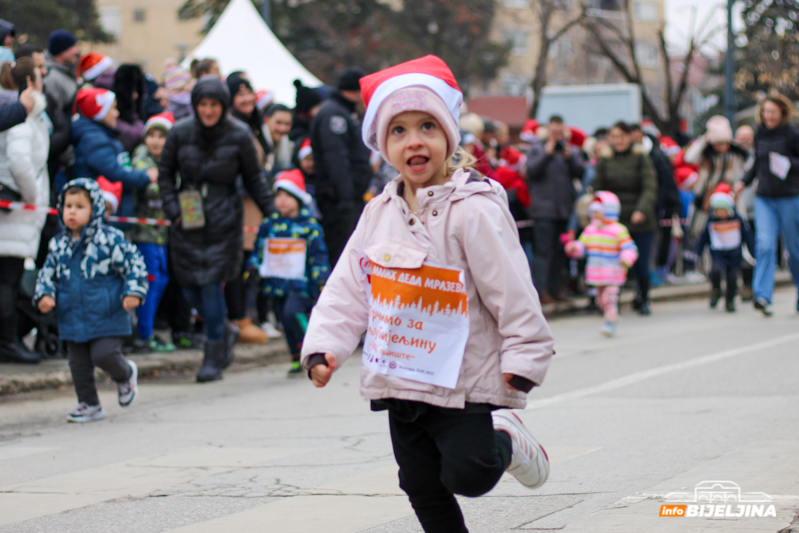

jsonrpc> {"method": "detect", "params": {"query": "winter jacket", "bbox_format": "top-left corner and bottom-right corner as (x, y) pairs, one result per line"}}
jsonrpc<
(43, 53), (77, 116)
(568, 223), (638, 287)
(157, 76), (274, 286)
(71, 116), (151, 224)
(33, 178), (148, 343)
(525, 141), (583, 220)
(642, 134), (680, 216)
(309, 92), (372, 206)
(248, 208), (330, 299)
(684, 136), (748, 208)
(0, 93), (50, 258)
(131, 145), (168, 245)
(592, 146), (659, 234)
(301, 169), (554, 410)
(741, 124), (799, 198)
(0, 101), (25, 133)
(696, 212), (755, 269)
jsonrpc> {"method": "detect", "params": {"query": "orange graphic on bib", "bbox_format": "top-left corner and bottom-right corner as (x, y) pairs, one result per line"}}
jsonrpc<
(370, 264), (467, 317)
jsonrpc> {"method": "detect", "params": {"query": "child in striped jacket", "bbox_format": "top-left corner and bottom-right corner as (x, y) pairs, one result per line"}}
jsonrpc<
(565, 191), (638, 336)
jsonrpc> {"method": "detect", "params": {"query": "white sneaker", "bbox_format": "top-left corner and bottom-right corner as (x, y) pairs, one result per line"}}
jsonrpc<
(67, 402), (105, 423)
(492, 410), (549, 489)
(260, 322), (283, 338)
(117, 360), (138, 407)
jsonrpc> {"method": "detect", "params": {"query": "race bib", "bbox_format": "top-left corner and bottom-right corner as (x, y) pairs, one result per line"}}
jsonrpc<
(259, 238), (307, 280)
(709, 220), (742, 250)
(362, 260), (469, 389)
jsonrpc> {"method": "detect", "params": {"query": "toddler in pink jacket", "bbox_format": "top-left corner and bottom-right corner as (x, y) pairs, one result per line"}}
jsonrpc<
(301, 56), (555, 533)
(565, 191), (638, 336)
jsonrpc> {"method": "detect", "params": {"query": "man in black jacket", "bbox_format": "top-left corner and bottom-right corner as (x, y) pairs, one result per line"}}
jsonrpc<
(310, 67), (372, 266)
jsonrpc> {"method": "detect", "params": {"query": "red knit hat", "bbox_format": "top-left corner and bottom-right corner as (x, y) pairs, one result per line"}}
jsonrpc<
(297, 138), (312, 161)
(145, 112), (175, 134)
(96, 176), (122, 214)
(359, 55), (462, 158)
(274, 169), (312, 206)
(74, 88), (116, 121)
(78, 53), (113, 82)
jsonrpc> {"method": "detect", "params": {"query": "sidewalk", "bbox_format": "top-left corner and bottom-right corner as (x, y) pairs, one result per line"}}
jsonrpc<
(0, 273), (793, 397)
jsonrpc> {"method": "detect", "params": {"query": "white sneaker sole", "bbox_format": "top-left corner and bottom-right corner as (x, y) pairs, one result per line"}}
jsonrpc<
(493, 410), (550, 489)
(67, 408), (106, 423)
(119, 360), (138, 407)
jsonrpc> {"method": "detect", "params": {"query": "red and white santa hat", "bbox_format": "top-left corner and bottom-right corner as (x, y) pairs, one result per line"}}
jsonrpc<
(274, 169), (312, 206)
(96, 176), (122, 214)
(360, 55), (463, 159)
(256, 89), (275, 112)
(74, 88), (116, 122)
(520, 119), (540, 143)
(145, 112), (175, 134)
(297, 138), (312, 161)
(78, 53), (114, 82)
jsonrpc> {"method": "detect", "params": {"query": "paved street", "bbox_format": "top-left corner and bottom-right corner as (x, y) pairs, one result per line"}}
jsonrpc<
(1, 289), (798, 532)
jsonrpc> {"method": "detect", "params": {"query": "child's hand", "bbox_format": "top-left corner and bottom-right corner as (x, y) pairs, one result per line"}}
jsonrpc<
(503, 373), (519, 391)
(310, 353), (338, 388)
(123, 296), (142, 312)
(146, 168), (158, 183)
(564, 241), (576, 255)
(38, 296), (56, 314)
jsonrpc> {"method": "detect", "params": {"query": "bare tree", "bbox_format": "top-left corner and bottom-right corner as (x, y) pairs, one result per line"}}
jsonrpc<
(529, 0), (588, 118)
(581, 0), (723, 137)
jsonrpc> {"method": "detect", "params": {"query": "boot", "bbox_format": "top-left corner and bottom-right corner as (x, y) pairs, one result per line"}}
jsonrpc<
(710, 288), (722, 308)
(232, 317), (267, 344)
(0, 340), (41, 364)
(197, 339), (226, 382)
(222, 321), (240, 369)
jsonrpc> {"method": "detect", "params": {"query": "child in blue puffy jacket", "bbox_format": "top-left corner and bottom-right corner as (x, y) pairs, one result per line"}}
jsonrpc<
(34, 178), (149, 423)
(249, 170), (330, 376)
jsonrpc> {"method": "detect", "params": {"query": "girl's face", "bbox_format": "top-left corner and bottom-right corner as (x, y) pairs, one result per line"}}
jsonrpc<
(762, 101), (783, 129)
(275, 189), (300, 218)
(101, 100), (119, 129)
(197, 98), (224, 127)
(591, 208), (604, 223)
(62, 191), (92, 236)
(268, 110), (293, 143)
(385, 111), (448, 189)
(145, 129), (167, 159)
(608, 127), (631, 153)
(233, 88), (256, 117)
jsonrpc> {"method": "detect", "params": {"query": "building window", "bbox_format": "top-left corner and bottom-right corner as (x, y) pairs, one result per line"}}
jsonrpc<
(504, 30), (530, 56)
(134, 8), (146, 22)
(502, 0), (528, 8)
(99, 7), (122, 39)
(634, 1), (658, 22)
(635, 43), (659, 69)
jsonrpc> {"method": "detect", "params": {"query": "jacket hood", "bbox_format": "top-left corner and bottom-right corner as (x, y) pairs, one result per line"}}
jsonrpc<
(191, 76), (230, 119)
(592, 190), (621, 222)
(0, 20), (14, 43)
(58, 177), (106, 238)
(382, 168), (497, 207)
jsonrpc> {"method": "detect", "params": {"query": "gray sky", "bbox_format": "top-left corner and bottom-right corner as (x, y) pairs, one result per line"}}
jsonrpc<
(664, 0), (742, 53)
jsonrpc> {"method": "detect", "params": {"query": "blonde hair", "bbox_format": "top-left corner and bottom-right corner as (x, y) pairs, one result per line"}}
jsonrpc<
(447, 146), (478, 176)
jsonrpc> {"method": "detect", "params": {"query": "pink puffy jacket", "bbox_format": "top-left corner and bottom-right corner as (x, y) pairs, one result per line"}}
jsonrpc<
(301, 169), (554, 409)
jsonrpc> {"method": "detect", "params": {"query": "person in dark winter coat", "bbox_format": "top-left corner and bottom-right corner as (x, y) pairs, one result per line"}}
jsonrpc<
(734, 94), (799, 316)
(157, 75), (275, 382)
(289, 79), (325, 144)
(112, 64), (147, 154)
(309, 67), (372, 266)
(227, 72), (268, 160)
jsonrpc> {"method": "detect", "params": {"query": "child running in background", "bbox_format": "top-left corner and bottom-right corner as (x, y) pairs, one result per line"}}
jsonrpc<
(249, 169), (329, 376)
(565, 191), (638, 337)
(301, 56), (555, 533)
(696, 187), (754, 313)
(131, 112), (176, 353)
(34, 179), (148, 422)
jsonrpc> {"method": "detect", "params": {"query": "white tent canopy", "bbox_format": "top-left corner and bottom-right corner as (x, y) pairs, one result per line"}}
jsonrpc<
(181, 0), (322, 106)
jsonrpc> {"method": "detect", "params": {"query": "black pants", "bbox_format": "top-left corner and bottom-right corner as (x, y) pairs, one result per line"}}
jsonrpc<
(317, 197), (363, 268)
(0, 257), (25, 345)
(273, 294), (314, 355)
(224, 251), (252, 321)
(531, 219), (568, 297)
(67, 337), (132, 406)
(157, 247), (193, 333)
(388, 402), (512, 533)
(710, 263), (739, 303)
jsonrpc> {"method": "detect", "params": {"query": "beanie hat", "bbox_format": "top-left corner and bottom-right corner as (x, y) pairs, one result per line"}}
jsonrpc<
(274, 169), (312, 206)
(164, 65), (191, 96)
(293, 79), (324, 114)
(78, 53), (113, 82)
(593, 191), (621, 222)
(96, 176), (122, 214)
(256, 89), (274, 112)
(360, 55), (463, 159)
(298, 138), (313, 161)
(74, 88), (116, 121)
(459, 112), (485, 136)
(709, 191), (735, 214)
(226, 73), (252, 99)
(338, 67), (366, 92)
(706, 115), (733, 145)
(145, 111), (175, 134)
(48, 30), (77, 57)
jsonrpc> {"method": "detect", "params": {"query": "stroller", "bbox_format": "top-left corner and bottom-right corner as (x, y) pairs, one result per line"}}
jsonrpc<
(17, 267), (63, 358)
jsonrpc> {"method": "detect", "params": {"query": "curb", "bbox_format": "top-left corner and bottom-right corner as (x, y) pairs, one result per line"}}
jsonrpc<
(0, 340), (290, 397)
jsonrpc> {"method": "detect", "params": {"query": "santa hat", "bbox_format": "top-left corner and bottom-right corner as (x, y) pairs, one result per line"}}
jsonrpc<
(256, 89), (274, 112)
(96, 176), (122, 214)
(78, 53), (113, 82)
(568, 126), (587, 148)
(593, 191), (621, 222)
(274, 169), (312, 206)
(520, 119), (540, 143)
(74, 88), (116, 121)
(360, 55), (463, 158)
(498, 146), (526, 172)
(709, 191), (735, 214)
(145, 112), (175, 134)
(297, 138), (312, 161)
(659, 135), (680, 157)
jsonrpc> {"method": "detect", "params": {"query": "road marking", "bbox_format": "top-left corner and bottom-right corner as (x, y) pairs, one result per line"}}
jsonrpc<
(526, 332), (799, 411)
(0, 447), (306, 526)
